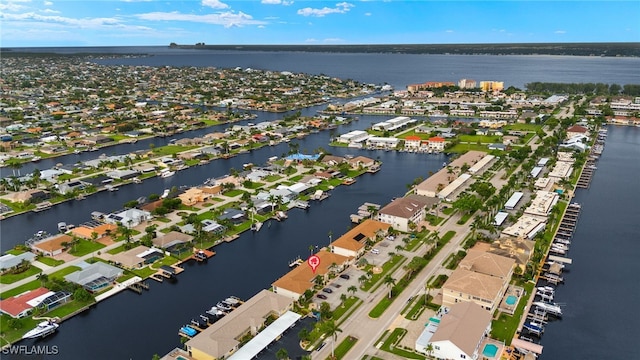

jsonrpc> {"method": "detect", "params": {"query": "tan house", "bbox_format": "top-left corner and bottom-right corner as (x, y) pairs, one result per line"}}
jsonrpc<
(272, 251), (352, 300)
(442, 251), (515, 312)
(70, 223), (117, 240)
(152, 231), (193, 249)
(178, 186), (222, 206)
(185, 290), (294, 360)
(31, 234), (74, 257)
(331, 219), (390, 258)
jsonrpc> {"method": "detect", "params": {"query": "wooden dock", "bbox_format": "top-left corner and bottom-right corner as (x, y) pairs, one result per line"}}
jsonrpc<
(190, 249), (216, 262)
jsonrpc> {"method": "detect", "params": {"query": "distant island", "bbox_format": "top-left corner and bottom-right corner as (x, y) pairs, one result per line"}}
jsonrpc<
(168, 42), (640, 57)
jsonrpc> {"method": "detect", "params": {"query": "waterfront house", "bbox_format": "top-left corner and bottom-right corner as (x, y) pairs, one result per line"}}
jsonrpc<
(2, 189), (49, 204)
(106, 245), (163, 269)
(272, 251), (352, 300)
(427, 136), (446, 152)
(0, 287), (54, 318)
(57, 180), (90, 195)
(348, 156), (376, 169)
(70, 223), (117, 240)
(415, 302), (492, 360)
(331, 219), (390, 258)
(566, 125), (589, 139)
(178, 186), (222, 206)
(104, 208), (152, 228)
(152, 231), (194, 249)
(219, 208), (246, 225)
(31, 234), (74, 257)
(65, 262), (122, 293)
(442, 251), (515, 312)
(184, 290), (294, 360)
(377, 195), (434, 232)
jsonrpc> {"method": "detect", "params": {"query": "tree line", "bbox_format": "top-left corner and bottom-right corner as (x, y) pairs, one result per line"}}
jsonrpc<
(525, 82), (640, 96)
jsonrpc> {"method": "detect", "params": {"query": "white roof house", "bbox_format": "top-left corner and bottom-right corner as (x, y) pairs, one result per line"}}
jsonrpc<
(105, 208), (152, 228)
(416, 301), (492, 359)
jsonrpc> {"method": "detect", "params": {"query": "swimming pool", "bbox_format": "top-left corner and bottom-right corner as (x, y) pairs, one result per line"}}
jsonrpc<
(483, 343), (499, 358)
(505, 295), (517, 306)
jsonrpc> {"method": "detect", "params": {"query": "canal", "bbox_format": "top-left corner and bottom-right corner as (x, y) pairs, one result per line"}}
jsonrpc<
(5, 112), (449, 360)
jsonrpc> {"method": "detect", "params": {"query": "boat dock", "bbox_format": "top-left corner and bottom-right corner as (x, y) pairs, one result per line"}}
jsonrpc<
(95, 276), (144, 301)
(189, 249), (216, 262)
(350, 202), (381, 223)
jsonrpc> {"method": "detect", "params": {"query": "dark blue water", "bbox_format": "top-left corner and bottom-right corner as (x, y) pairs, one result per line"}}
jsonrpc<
(540, 125), (640, 359)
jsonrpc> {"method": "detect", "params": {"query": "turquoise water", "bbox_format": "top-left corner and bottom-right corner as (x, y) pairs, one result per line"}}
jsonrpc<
(506, 295), (517, 305)
(483, 344), (499, 358)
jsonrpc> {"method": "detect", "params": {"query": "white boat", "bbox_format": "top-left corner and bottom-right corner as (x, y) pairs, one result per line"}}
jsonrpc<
(161, 170), (175, 178)
(533, 301), (563, 316)
(31, 156), (42, 162)
(22, 321), (59, 339)
(160, 189), (170, 199)
(57, 222), (67, 233)
(537, 286), (555, 294)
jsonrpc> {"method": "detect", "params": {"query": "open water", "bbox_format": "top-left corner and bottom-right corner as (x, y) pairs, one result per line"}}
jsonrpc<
(1, 51), (639, 359)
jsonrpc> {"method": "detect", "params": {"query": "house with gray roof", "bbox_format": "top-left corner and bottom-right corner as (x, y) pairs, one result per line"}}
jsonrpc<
(65, 262), (123, 293)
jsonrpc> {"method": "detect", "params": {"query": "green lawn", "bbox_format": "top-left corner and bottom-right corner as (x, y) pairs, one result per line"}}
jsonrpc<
(333, 296), (361, 321)
(447, 143), (490, 153)
(0, 279), (41, 299)
(0, 314), (39, 346)
(328, 336), (358, 360)
(152, 145), (199, 156)
(68, 239), (106, 257)
(379, 328), (425, 359)
(130, 266), (157, 279)
(0, 266), (42, 284)
(459, 134), (502, 143)
(503, 123), (542, 131)
(49, 266), (82, 279)
(264, 174), (283, 182)
(491, 282), (535, 344)
(223, 189), (244, 197)
(150, 256), (179, 269)
(405, 295), (432, 320)
(47, 299), (95, 319)
(5, 249), (25, 256)
(361, 255), (406, 292)
(107, 244), (128, 254)
(36, 256), (65, 267)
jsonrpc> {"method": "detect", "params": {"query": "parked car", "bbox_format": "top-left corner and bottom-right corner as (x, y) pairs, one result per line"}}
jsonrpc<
(331, 283), (342, 288)
(316, 294), (327, 300)
(322, 288), (333, 293)
(371, 248), (380, 254)
(339, 274), (350, 280)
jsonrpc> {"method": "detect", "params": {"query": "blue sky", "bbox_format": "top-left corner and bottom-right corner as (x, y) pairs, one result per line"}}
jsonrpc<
(1, 1), (639, 47)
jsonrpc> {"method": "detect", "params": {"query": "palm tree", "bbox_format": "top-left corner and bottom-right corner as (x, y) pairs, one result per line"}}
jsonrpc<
(37, 273), (49, 286)
(358, 274), (368, 286)
(275, 348), (289, 360)
(268, 194), (277, 213)
(321, 320), (342, 359)
(347, 285), (357, 297)
(383, 275), (396, 299)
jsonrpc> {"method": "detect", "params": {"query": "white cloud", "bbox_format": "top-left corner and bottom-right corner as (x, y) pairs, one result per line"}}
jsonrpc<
(202, 0), (229, 9)
(258, 25), (265, 28)
(0, 3), (27, 12)
(41, 8), (60, 13)
(323, 37), (345, 43)
(364, 12), (371, 16)
(445, 30), (454, 33)
(136, 11), (266, 28)
(44, 1), (53, 5)
(264, 16), (279, 20)
(297, 2), (353, 17)
(1, 12), (121, 27)
(261, 0), (293, 5)
(555, 30), (566, 34)
(305, 38), (318, 43)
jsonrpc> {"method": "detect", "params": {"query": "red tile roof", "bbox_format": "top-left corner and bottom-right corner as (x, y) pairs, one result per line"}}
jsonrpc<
(0, 287), (51, 318)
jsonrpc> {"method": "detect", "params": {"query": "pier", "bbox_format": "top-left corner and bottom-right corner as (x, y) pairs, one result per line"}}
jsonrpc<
(94, 276), (144, 301)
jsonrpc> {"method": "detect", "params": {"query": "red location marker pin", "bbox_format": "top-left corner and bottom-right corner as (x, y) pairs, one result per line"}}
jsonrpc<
(308, 255), (321, 274)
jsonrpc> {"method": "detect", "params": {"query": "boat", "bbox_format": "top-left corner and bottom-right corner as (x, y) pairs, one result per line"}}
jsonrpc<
(33, 201), (53, 212)
(160, 189), (170, 199)
(342, 177), (356, 185)
(533, 301), (563, 316)
(289, 258), (303, 268)
(75, 194), (85, 201)
(250, 222), (263, 232)
(57, 222), (67, 233)
(537, 286), (555, 294)
(160, 170), (175, 178)
(275, 211), (288, 221)
(22, 321), (59, 339)
(523, 321), (544, 336)
(132, 177), (142, 184)
(216, 302), (233, 311)
(31, 156), (42, 162)
(105, 184), (119, 192)
(179, 326), (197, 337)
(206, 306), (226, 317)
(224, 297), (241, 306)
